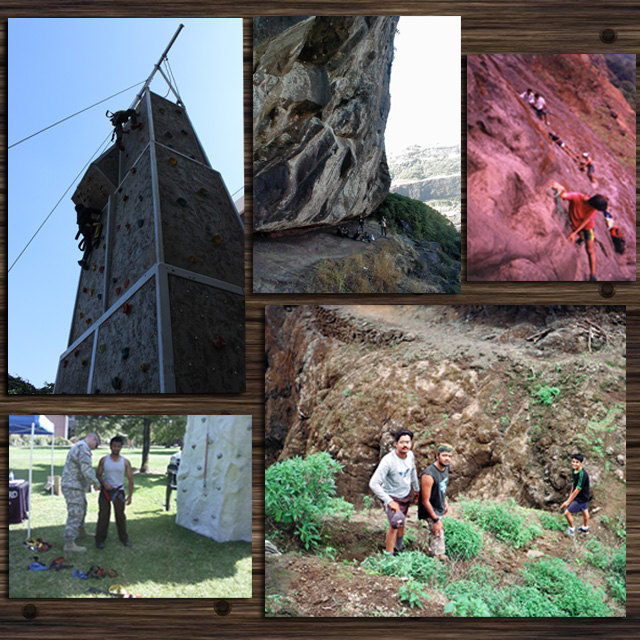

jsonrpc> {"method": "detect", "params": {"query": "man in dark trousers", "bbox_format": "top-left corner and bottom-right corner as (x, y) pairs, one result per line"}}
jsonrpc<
(561, 453), (590, 536)
(418, 443), (452, 559)
(75, 203), (102, 270)
(96, 436), (134, 549)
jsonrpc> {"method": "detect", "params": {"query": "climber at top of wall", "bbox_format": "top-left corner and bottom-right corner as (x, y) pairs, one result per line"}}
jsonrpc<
(107, 108), (143, 151)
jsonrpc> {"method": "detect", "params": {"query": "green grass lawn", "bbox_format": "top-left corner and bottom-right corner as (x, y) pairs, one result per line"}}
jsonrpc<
(9, 445), (252, 599)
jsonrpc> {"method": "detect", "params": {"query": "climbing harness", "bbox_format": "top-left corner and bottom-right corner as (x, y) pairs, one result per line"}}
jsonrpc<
(24, 537), (52, 552)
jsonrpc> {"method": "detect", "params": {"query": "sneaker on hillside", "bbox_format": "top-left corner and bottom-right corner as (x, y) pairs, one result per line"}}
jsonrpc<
(578, 526), (590, 534)
(564, 527), (575, 536)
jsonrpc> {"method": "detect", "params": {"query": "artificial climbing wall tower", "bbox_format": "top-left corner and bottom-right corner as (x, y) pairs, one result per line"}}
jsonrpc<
(54, 90), (245, 394)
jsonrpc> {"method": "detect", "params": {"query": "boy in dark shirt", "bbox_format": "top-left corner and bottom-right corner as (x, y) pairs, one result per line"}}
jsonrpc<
(560, 453), (590, 535)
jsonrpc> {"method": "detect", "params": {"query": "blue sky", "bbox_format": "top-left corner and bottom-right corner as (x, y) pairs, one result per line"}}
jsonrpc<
(8, 18), (244, 388)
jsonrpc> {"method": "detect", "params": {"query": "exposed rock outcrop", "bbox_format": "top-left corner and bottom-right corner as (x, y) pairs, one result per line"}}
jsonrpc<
(253, 17), (398, 232)
(467, 54), (635, 281)
(266, 305), (626, 511)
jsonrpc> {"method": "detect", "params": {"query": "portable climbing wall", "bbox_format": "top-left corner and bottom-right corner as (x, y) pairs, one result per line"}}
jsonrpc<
(176, 414), (252, 542)
(54, 90), (245, 394)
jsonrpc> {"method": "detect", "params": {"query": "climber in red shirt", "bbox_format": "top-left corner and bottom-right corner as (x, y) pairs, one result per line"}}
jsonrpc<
(549, 182), (608, 282)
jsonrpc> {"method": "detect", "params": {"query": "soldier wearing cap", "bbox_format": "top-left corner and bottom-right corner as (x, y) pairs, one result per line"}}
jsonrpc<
(369, 429), (420, 555)
(61, 433), (103, 552)
(418, 444), (452, 559)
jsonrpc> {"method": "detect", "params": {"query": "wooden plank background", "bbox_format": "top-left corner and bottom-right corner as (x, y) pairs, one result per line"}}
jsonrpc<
(1, 2), (638, 637)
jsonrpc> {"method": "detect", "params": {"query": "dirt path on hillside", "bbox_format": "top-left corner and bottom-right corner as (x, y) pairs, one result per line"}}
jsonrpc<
(253, 228), (386, 293)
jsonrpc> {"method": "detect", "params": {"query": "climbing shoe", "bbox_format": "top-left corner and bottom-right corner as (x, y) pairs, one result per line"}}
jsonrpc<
(589, 274), (598, 282)
(78, 259), (89, 270)
(578, 526), (590, 534)
(564, 527), (575, 536)
(63, 540), (87, 553)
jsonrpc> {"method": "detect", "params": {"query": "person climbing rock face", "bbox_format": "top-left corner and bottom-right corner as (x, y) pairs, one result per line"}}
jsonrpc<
(534, 93), (549, 125)
(548, 132), (576, 159)
(549, 181), (608, 281)
(519, 88), (535, 106)
(579, 152), (595, 183)
(107, 108), (142, 151)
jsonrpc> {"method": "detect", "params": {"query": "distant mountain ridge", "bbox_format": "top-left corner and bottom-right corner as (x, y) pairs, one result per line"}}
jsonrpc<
(388, 145), (461, 229)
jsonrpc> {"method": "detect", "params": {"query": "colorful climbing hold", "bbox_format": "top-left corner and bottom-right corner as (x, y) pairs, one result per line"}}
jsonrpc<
(85, 318), (91, 324)
(111, 377), (122, 390)
(79, 312), (84, 318)
(112, 277), (117, 283)
(116, 225), (121, 232)
(122, 303), (132, 315)
(89, 288), (94, 296)
(63, 360), (68, 368)
(74, 349), (80, 357)
(137, 219), (144, 228)
(92, 264), (97, 271)
(130, 168), (136, 174)
(82, 287), (87, 293)
(181, 129), (189, 136)
(165, 131), (173, 138)
(189, 255), (197, 263)
(140, 363), (149, 372)
(138, 196), (143, 202)
(213, 234), (223, 244)
(97, 293), (102, 300)
(177, 198), (187, 207)
(115, 287), (121, 295)
(159, 108), (165, 114)
(98, 344), (106, 354)
(99, 266), (104, 273)
(175, 108), (183, 115)
(124, 222), (131, 230)
(169, 157), (177, 165)
(121, 347), (130, 359)
(81, 359), (88, 366)
(123, 195), (129, 202)
(198, 188), (208, 197)
(214, 336), (226, 349)
(123, 279), (130, 289)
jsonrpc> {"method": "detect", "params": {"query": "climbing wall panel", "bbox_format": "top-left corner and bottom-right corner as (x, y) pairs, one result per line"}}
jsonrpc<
(54, 333), (95, 393)
(71, 164), (115, 211)
(168, 276), (245, 394)
(94, 146), (121, 190)
(176, 415), (252, 543)
(92, 276), (160, 394)
(156, 144), (244, 287)
(70, 224), (108, 344)
(150, 92), (207, 164)
(119, 95), (151, 176)
(106, 150), (156, 309)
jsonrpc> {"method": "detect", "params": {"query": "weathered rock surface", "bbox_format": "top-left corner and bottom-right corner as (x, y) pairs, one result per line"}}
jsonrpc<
(253, 17), (398, 232)
(467, 54), (636, 281)
(266, 305), (626, 512)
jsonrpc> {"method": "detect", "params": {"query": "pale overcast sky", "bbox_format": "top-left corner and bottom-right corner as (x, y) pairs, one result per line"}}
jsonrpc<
(386, 16), (461, 155)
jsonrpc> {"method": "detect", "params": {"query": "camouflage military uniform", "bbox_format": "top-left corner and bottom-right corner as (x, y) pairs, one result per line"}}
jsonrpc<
(61, 440), (99, 541)
(424, 516), (446, 556)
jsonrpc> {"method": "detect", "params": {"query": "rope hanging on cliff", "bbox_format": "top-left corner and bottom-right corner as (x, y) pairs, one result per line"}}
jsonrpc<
(8, 81), (144, 150)
(546, 187), (566, 217)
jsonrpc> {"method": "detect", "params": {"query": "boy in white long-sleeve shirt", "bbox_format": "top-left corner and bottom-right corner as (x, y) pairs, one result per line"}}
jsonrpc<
(369, 429), (419, 554)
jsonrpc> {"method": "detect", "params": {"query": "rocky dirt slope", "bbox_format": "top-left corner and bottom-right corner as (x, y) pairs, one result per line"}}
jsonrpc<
(467, 54), (635, 281)
(253, 17), (398, 232)
(266, 305), (626, 512)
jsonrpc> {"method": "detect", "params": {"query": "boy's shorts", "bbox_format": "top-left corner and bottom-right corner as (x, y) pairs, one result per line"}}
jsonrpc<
(580, 229), (595, 242)
(567, 500), (589, 514)
(385, 494), (411, 529)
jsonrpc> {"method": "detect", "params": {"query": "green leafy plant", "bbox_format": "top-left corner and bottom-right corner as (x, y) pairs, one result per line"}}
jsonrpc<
(532, 385), (560, 405)
(459, 499), (543, 548)
(265, 452), (354, 550)
(443, 517), (482, 560)
(398, 581), (429, 609)
(538, 512), (566, 532)
(362, 495), (374, 510)
(361, 551), (438, 584)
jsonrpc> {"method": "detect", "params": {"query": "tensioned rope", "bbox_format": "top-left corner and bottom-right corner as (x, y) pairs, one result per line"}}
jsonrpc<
(8, 81), (144, 150)
(8, 133), (113, 274)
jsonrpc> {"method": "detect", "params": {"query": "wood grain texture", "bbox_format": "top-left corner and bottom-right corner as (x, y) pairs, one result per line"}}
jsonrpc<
(1, 1), (638, 636)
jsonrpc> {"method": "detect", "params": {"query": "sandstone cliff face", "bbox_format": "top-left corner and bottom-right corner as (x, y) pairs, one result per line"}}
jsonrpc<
(467, 54), (636, 281)
(253, 17), (398, 232)
(266, 305), (626, 511)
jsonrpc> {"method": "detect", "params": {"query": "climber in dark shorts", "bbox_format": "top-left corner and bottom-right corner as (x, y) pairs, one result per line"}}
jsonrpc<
(107, 108), (142, 151)
(560, 453), (590, 536)
(548, 132), (576, 159)
(549, 181), (608, 282)
(75, 203), (102, 270)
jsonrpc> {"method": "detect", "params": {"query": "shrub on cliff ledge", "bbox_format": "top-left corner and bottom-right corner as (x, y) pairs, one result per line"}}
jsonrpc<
(375, 192), (460, 258)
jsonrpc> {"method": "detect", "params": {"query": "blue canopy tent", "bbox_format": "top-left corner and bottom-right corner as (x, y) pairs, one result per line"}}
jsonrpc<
(9, 415), (56, 538)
